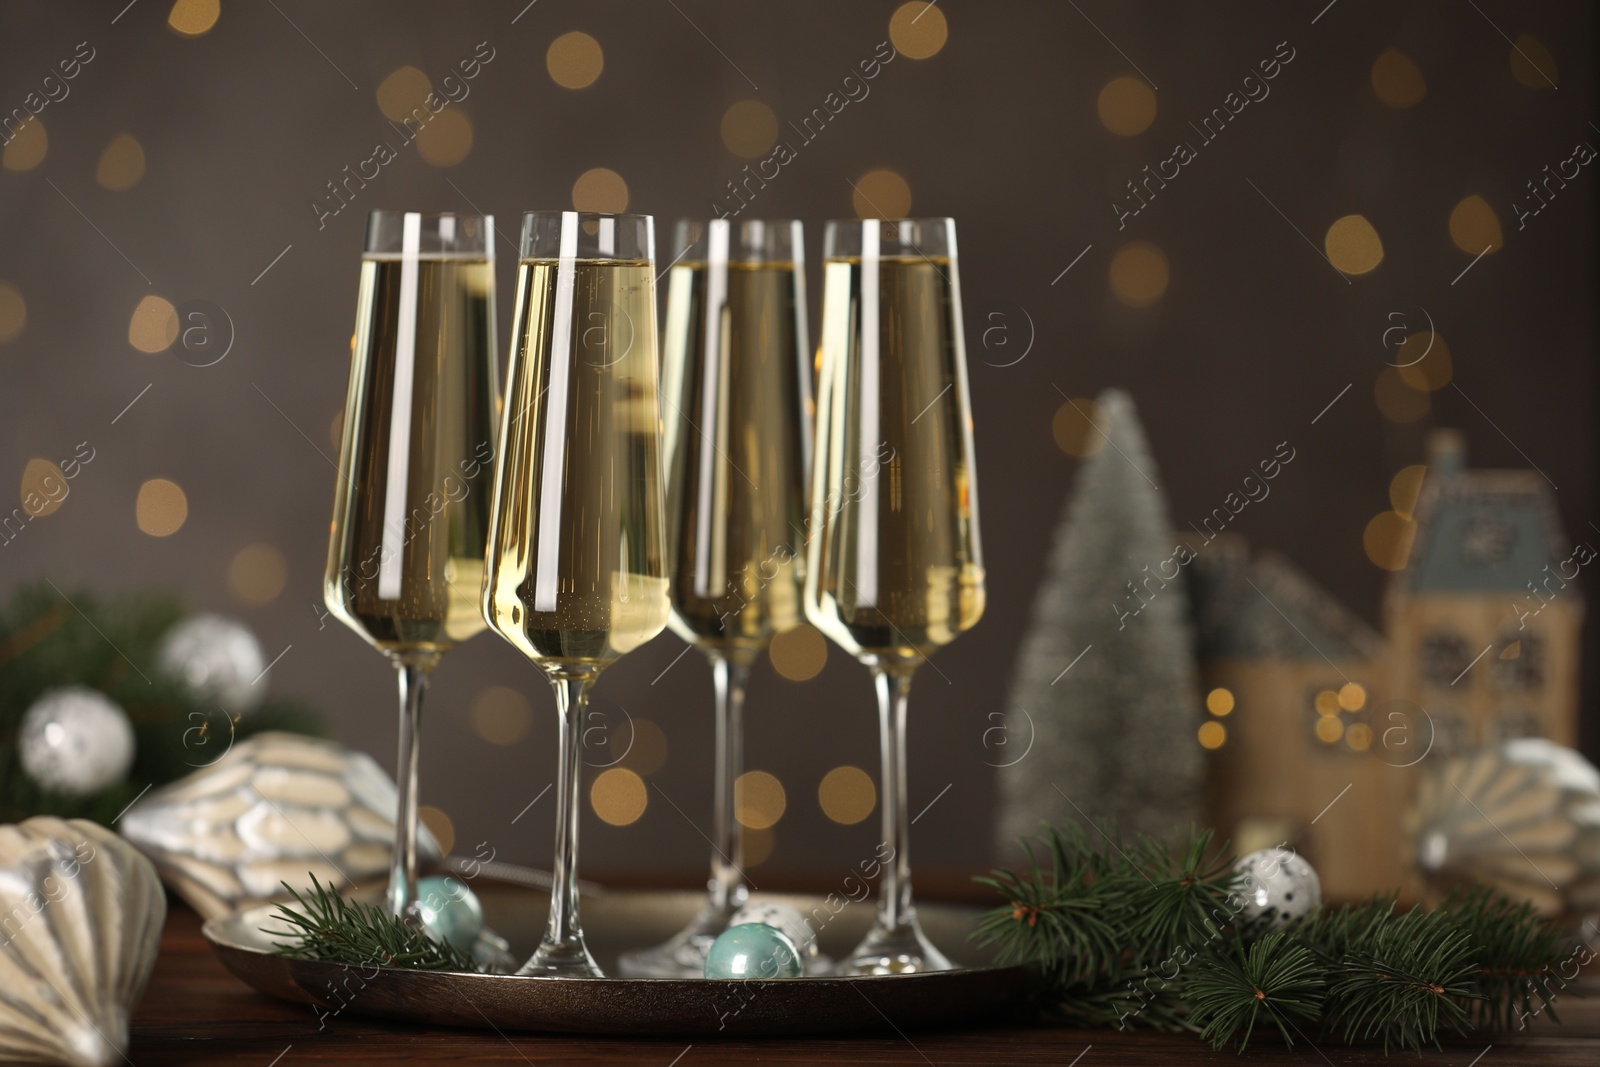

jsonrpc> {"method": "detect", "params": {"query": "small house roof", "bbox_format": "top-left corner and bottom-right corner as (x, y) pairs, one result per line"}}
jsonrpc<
(1399, 469), (1578, 597)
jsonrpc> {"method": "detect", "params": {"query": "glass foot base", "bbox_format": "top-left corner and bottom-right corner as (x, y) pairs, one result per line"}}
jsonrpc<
(834, 920), (955, 975)
(518, 937), (603, 978)
(618, 896), (743, 978)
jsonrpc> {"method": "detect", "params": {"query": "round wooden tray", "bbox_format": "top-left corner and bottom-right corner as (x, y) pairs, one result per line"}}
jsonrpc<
(202, 888), (1038, 1036)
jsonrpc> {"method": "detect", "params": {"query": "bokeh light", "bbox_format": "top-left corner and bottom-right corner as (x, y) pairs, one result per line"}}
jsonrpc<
(1324, 215), (1384, 275)
(228, 543), (287, 605)
(851, 168), (912, 220)
(1449, 195), (1503, 255)
(1314, 690), (1341, 716)
(1374, 367), (1430, 423)
(418, 805), (455, 855)
(547, 31), (604, 89)
(888, 2), (948, 60)
(1346, 722), (1374, 751)
(734, 770), (786, 830)
(770, 624), (827, 681)
(1363, 510), (1417, 571)
(471, 686), (534, 746)
(0, 282), (25, 344)
(591, 767), (648, 826)
(1052, 397), (1106, 458)
(376, 66), (432, 121)
(2, 117), (47, 171)
(615, 716), (668, 776)
(167, 0), (220, 37)
(1197, 721), (1226, 749)
(128, 296), (179, 353)
(817, 765), (876, 825)
(1205, 688), (1235, 716)
(1509, 34), (1558, 88)
(1396, 331), (1452, 392)
(1109, 241), (1169, 307)
(20, 459), (67, 517)
(1371, 48), (1426, 108)
(96, 133), (146, 191)
(1315, 716), (1345, 744)
(136, 478), (188, 537)
(742, 825), (776, 867)
(1097, 76), (1157, 136)
(415, 108), (473, 167)
(720, 100), (778, 159)
(1389, 464), (1427, 518)
(572, 167), (629, 213)
(1338, 682), (1367, 712)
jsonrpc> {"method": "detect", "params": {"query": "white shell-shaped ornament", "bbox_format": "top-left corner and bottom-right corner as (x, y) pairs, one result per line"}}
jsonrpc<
(119, 731), (440, 919)
(1408, 738), (1600, 915)
(0, 817), (166, 1067)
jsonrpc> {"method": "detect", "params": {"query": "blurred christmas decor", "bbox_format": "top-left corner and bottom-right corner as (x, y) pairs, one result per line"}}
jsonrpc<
(1000, 389), (1204, 845)
(119, 732), (440, 920)
(1408, 738), (1600, 915)
(1184, 429), (1584, 904)
(975, 823), (1575, 1052)
(0, 582), (322, 825)
(0, 817), (166, 1067)
(155, 613), (269, 714)
(1232, 846), (1324, 931)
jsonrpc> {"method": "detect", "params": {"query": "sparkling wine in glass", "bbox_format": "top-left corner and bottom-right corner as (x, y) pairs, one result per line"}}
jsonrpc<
(619, 219), (812, 977)
(324, 211), (499, 918)
(805, 218), (985, 974)
(482, 211), (670, 977)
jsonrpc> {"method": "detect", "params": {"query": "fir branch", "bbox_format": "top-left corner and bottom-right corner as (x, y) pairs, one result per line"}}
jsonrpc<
(1323, 908), (1479, 1051)
(1438, 885), (1572, 1032)
(268, 875), (469, 972)
(1187, 933), (1324, 1051)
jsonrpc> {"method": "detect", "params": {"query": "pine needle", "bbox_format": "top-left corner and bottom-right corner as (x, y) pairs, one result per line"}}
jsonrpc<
(267, 875), (469, 971)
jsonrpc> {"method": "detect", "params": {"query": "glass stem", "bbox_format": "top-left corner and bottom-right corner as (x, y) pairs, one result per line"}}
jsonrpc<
(543, 672), (593, 956)
(388, 657), (433, 917)
(874, 665), (916, 934)
(708, 652), (752, 911)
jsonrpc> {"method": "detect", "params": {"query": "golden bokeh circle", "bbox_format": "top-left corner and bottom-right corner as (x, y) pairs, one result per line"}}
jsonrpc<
(1205, 688), (1235, 717)
(742, 825), (776, 867)
(136, 478), (188, 537)
(1314, 690), (1341, 717)
(1097, 76), (1157, 137)
(376, 66), (433, 122)
(129, 295), (180, 353)
(1346, 722), (1374, 751)
(471, 685), (534, 746)
(817, 765), (876, 825)
(1337, 682), (1367, 712)
(734, 770), (786, 830)
(770, 624), (827, 681)
(720, 99), (779, 159)
(888, 2), (948, 60)
(1448, 195), (1502, 255)
(572, 167), (629, 213)
(2, 117), (47, 172)
(591, 767), (648, 826)
(1396, 331), (1451, 392)
(1324, 215), (1384, 276)
(0, 282), (25, 344)
(615, 716), (668, 777)
(1197, 721), (1226, 750)
(1109, 241), (1169, 307)
(1371, 48), (1426, 108)
(20, 459), (67, 518)
(851, 168), (912, 221)
(167, 0), (220, 37)
(1389, 464), (1427, 518)
(1315, 716), (1344, 744)
(1374, 367), (1429, 423)
(1051, 397), (1106, 458)
(1363, 510), (1417, 571)
(1510, 34), (1558, 88)
(547, 31), (604, 89)
(415, 108), (473, 167)
(228, 543), (288, 605)
(418, 805), (455, 855)
(96, 133), (146, 191)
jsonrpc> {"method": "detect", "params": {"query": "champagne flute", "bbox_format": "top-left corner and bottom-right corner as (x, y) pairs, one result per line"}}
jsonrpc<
(324, 211), (500, 918)
(619, 219), (812, 977)
(483, 211), (670, 977)
(805, 218), (985, 974)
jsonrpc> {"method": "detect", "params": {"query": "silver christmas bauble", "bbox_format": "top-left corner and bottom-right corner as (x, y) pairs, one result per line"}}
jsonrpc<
(19, 687), (136, 796)
(1232, 846), (1322, 929)
(156, 613), (267, 713)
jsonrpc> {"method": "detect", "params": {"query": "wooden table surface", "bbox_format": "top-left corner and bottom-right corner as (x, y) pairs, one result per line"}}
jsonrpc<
(131, 904), (1600, 1066)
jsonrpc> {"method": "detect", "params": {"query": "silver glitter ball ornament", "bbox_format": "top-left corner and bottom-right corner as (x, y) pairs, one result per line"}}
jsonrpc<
(1232, 846), (1322, 930)
(19, 687), (136, 796)
(156, 613), (267, 713)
